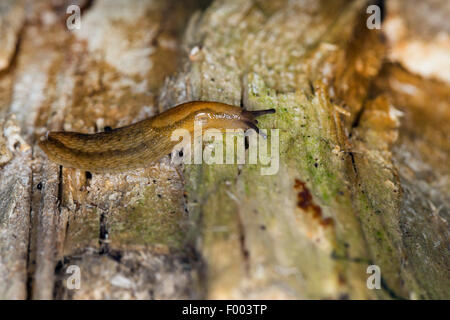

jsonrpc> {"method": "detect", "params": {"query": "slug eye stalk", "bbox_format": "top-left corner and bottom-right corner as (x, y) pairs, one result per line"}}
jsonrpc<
(244, 109), (276, 118)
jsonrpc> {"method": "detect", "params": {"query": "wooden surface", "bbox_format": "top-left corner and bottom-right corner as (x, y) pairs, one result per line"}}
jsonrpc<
(0, 0), (449, 299)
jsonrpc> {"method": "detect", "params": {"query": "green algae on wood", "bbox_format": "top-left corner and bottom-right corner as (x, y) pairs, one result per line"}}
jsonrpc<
(159, 0), (401, 299)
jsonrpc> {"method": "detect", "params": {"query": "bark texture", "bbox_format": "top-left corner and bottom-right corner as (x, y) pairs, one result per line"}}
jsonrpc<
(0, 0), (449, 299)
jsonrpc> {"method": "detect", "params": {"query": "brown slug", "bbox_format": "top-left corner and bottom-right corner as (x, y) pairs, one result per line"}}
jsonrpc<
(38, 101), (275, 173)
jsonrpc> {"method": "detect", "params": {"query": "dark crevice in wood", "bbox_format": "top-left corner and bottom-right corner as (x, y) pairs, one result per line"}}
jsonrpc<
(106, 250), (122, 263)
(348, 100), (363, 176)
(349, 98), (367, 135)
(98, 210), (109, 254)
(240, 74), (246, 108)
(380, 276), (406, 300)
(349, 151), (358, 176)
(236, 209), (250, 274)
(308, 80), (315, 96)
(150, 1), (178, 47)
(80, 0), (96, 14)
(84, 171), (92, 188)
(25, 150), (35, 300)
(331, 251), (372, 265)
(348, 78), (379, 176)
(57, 166), (63, 208)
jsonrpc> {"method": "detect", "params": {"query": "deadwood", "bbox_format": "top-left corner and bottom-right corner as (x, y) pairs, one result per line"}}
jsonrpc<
(0, 0), (448, 300)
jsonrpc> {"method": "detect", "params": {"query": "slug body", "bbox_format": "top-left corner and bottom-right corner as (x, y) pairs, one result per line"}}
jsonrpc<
(39, 101), (275, 173)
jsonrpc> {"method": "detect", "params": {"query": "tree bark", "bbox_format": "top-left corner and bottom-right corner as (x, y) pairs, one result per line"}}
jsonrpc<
(0, 0), (449, 299)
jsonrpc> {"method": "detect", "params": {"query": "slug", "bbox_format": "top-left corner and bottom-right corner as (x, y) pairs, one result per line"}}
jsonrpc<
(38, 101), (275, 173)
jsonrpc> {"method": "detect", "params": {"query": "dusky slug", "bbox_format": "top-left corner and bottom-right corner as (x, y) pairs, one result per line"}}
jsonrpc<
(38, 101), (275, 173)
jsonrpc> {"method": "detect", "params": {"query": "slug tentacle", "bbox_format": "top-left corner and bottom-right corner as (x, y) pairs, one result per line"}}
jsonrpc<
(38, 101), (275, 173)
(243, 109), (276, 118)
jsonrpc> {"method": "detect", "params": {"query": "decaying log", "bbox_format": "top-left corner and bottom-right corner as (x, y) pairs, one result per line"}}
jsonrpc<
(0, 0), (448, 300)
(1, 0), (202, 300)
(161, 0), (449, 299)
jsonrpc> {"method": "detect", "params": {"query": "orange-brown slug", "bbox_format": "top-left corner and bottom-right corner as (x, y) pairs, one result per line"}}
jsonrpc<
(38, 101), (275, 173)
